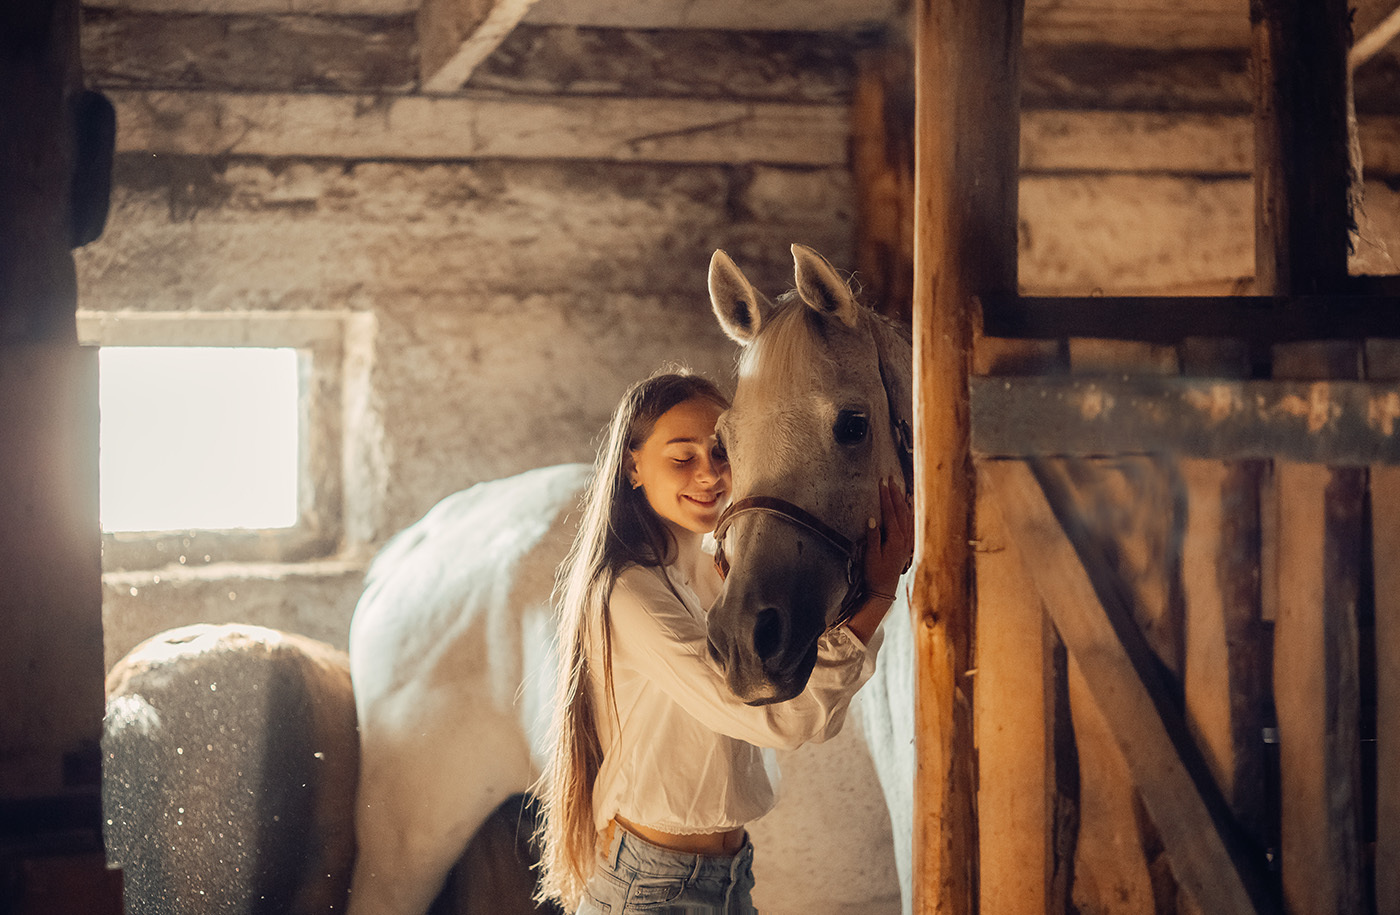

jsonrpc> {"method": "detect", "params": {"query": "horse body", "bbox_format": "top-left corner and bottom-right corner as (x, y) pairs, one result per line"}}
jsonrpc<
(104, 624), (359, 915)
(347, 463), (906, 915)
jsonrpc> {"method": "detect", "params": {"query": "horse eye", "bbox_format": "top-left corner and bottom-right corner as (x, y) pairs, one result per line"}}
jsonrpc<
(833, 410), (869, 446)
(713, 431), (728, 462)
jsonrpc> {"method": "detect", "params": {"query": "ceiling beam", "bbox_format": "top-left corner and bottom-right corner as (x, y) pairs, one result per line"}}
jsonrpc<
(418, 0), (537, 93)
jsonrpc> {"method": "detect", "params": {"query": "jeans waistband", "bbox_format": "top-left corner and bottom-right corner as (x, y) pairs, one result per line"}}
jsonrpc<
(603, 822), (754, 882)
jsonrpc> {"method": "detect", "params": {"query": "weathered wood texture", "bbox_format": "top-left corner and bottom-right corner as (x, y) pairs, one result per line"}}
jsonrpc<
(79, 10), (418, 92)
(418, 0), (535, 92)
(0, 0), (81, 343)
(1376, 462), (1400, 915)
(987, 459), (1272, 913)
(971, 375), (1400, 465)
(974, 467), (1050, 915)
(911, 0), (1023, 911)
(1370, 339), (1400, 915)
(1062, 343), (1184, 914)
(103, 89), (849, 165)
(471, 24), (862, 102)
(79, 16), (1400, 115)
(1270, 342), (1367, 915)
(1252, 0), (1354, 296)
(852, 44), (913, 324)
(1180, 459), (1272, 863)
(1179, 335), (1271, 869)
(1269, 460), (1366, 915)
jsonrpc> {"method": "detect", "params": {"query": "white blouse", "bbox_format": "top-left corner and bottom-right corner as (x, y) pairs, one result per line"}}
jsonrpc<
(588, 562), (881, 835)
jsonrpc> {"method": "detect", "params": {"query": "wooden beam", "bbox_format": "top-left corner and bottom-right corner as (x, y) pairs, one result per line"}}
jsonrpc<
(1253, 0), (1353, 295)
(105, 89), (849, 165)
(418, 0), (538, 94)
(983, 459), (1274, 914)
(911, 0), (1023, 912)
(1269, 459), (1367, 914)
(1376, 461), (1400, 915)
(1268, 342), (1367, 915)
(1369, 338), (1400, 915)
(980, 294), (1400, 344)
(95, 86), (1400, 177)
(974, 466), (1050, 915)
(971, 375), (1400, 465)
(80, 10), (418, 94)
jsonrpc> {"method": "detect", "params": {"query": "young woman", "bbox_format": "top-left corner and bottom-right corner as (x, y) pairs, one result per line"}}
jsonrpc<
(536, 370), (912, 914)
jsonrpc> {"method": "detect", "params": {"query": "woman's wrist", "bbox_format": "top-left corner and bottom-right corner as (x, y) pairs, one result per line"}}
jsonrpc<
(846, 589), (896, 644)
(863, 584), (898, 603)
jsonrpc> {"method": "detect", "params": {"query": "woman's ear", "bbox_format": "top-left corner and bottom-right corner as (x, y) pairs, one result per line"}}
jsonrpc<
(792, 243), (859, 328)
(709, 249), (768, 345)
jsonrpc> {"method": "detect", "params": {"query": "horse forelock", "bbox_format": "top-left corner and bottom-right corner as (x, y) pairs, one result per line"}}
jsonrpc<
(729, 295), (895, 497)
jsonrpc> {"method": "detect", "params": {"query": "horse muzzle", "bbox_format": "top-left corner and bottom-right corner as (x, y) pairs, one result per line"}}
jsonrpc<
(706, 516), (848, 704)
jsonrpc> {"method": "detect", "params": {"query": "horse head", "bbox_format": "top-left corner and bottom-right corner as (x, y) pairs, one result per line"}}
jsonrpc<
(706, 244), (912, 704)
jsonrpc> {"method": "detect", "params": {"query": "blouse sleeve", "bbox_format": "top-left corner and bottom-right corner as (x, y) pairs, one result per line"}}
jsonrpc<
(604, 567), (879, 751)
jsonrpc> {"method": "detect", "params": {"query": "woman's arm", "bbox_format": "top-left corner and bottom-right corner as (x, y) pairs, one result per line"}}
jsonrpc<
(607, 569), (873, 750)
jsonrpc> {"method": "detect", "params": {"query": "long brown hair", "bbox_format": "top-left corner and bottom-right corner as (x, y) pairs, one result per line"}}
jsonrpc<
(534, 370), (730, 907)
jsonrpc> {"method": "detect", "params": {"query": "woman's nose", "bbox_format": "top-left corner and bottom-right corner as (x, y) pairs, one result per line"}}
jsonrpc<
(696, 455), (721, 484)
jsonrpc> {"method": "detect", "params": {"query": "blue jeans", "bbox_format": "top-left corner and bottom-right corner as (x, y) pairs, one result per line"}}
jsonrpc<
(577, 826), (757, 914)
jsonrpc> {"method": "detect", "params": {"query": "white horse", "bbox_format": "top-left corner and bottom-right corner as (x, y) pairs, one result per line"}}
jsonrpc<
(346, 245), (915, 915)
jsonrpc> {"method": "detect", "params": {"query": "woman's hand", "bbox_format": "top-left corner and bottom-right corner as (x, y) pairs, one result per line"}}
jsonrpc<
(845, 478), (914, 645)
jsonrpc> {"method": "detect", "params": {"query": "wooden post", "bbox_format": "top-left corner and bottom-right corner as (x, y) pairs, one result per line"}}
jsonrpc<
(1251, 0), (1353, 296)
(1369, 339), (1400, 915)
(0, 0), (82, 344)
(911, 0), (1023, 912)
(1254, 1), (1365, 912)
(0, 1), (117, 909)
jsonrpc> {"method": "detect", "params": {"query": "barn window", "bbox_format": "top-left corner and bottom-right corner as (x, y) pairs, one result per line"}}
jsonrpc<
(98, 346), (300, 532)
(79, 312), (349, 571)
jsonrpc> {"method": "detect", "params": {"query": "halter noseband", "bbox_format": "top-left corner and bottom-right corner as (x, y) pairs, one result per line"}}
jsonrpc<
(711, 343), (914, 632)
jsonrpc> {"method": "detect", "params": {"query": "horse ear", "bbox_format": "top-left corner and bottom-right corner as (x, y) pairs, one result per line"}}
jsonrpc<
(709, 249), (767, 345)
(792, 244), (858, 328)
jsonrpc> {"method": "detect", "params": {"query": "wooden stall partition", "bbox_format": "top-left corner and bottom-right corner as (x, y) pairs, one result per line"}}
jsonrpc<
(973, 456), (1051, 915)
(1268, 344), (1367, 915)
(1057, 341), (1183, 913)
(1370, 339), (1400, 915)
(909, 0), (1023, 912)
(982, 459), (1268, 913)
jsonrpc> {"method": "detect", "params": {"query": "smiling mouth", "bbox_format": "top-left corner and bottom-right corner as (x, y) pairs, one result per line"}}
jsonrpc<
(684, 493), (724, 508)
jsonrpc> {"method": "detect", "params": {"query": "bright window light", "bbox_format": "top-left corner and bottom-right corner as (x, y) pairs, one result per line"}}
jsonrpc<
(99, 347), (300, 532)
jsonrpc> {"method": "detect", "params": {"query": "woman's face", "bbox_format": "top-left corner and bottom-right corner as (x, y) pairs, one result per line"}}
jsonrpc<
(630, 397), (731, 537)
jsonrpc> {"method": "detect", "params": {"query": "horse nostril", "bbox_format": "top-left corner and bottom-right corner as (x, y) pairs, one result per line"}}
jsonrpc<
(753, 607), (783, 663)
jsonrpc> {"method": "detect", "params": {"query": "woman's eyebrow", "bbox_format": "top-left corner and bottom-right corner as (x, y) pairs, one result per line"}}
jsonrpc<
(664, 436), (702, 445)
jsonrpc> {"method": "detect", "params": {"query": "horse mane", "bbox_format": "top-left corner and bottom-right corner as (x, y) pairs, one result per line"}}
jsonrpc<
(738, 291), (829, 385)
(738, 290), (909, 385)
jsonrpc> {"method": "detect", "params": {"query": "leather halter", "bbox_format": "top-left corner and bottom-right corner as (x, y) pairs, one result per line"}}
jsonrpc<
(712, 341), (913, 631)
